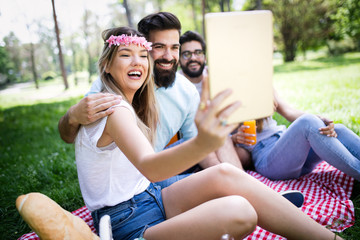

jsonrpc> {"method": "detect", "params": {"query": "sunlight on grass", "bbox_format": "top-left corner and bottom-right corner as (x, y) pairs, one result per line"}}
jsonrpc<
(274, 52), (360, 135)
(0, 72), (95, 109)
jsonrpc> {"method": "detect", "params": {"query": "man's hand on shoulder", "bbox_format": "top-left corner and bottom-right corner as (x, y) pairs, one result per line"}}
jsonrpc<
(58, 93), (122, 143)
(70, 93), (122, 125)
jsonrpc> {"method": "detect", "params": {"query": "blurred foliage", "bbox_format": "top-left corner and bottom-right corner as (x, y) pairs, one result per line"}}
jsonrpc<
(330, 0), (360, 51)
(243, 0), (359, 61)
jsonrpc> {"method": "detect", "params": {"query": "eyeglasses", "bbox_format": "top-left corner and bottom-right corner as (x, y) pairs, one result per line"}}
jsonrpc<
(181, 50), (205, 60)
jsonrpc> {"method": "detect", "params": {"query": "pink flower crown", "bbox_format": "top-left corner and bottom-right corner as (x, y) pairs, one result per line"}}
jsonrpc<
(106, 34), (152, 51)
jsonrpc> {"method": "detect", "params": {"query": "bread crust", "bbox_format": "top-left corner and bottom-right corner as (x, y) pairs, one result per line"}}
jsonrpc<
(16, 192), (99, 240)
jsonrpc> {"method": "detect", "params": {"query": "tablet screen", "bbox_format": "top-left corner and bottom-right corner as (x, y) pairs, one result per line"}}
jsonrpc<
(205, 10), (274, 124)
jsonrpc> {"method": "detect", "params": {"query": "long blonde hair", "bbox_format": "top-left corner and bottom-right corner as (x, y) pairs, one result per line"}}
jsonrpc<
(98, 27), (158, 145)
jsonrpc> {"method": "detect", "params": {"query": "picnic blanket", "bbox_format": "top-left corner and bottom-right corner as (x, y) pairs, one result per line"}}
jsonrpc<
(18, 161), (355, 240)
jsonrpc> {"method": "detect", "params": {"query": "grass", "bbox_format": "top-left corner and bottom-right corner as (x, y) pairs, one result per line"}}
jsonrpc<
(0, 52), (359, 240)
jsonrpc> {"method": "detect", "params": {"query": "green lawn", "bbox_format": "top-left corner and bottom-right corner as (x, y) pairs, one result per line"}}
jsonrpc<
(0, 52), (359, 240)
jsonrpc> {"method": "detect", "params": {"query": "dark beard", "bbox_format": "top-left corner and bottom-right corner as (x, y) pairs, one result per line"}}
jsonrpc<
(154, 59), (178, 88)
(181, 60), (205, 78)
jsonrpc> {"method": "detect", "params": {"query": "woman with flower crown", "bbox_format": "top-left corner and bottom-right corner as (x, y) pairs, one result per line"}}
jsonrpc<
(74, 26), (342, 240)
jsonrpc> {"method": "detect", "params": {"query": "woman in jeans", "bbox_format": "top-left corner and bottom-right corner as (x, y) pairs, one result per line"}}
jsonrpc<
(75, 26), (342, 240)
(232, 89), (360, 181)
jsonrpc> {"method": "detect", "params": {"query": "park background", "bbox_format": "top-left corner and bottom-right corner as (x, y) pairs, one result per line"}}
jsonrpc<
(0, 0), (359, 239)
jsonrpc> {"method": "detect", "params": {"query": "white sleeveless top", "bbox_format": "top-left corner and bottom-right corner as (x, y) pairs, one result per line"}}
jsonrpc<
(75, 101), (150, 211)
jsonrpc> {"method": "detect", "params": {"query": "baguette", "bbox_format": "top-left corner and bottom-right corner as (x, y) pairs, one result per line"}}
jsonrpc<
(16, 192), (99, 240)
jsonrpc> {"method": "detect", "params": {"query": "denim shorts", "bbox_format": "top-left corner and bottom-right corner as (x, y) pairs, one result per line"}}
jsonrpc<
(91, 174), (191, 240)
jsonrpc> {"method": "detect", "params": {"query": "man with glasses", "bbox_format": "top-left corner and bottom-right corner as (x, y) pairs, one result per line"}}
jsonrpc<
(179, 31), (207, 96)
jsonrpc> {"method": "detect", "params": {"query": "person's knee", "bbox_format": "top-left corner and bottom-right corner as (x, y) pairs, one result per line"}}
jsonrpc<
(215, 163), (244, 181)
(298, 113), (321, 124)
(210, 163), (248, 193)
(294, 114), (324, 132)
(223, 196), (257, 236)
(334, 123), (346, 134)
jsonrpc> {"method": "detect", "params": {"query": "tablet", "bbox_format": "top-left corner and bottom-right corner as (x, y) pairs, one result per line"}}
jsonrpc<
(205, 10), (274, 124)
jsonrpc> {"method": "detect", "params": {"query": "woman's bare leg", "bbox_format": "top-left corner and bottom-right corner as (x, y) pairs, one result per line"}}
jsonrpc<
(154, 163), (340, 240)
(144, 196), (257, 240)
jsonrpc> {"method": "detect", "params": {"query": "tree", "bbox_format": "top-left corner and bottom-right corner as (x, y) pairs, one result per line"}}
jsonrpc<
(274, 0), (335, 61)
(122, 0), (134, 28)
(256, 0), (262, 9)
(155, 0), (165, 11)
(83, 9), (93, 84)
(346, 0), (360, 50)
(0, 46), (13, 84)
(83, 9), (102, 84)
(331, 0), (360, 51)
(2, 33), (22, 83)
(51, 0), (69, 89)
(190, 0), (200, 33)
(220, 0), (231, 12)
(36, 21), (59, 77)
(245, 0), (336, 62)
(25, 23), (39, 89)
(29, 42), (39, 89)
(68, 33), (80, 86)
(202, 0), (206, 36)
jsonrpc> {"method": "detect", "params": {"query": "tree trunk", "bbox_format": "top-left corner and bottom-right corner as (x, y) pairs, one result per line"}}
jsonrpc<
(70, 38), (78, 86)
(51, 0), (68, 89)
(202, 0), (206, 36)
(191, 0), (199, 33)
(83, 10), (93, 84)
(256, 0), (262, 10)
(25, 23), (39, 89)
(156, 0), (163, 11)
(123, 0), (134, 28)
(220, 0), (225, 12)
(283, 39), (296, 62)
(30, 42), (39, 89)
(226, 0), (231, 11)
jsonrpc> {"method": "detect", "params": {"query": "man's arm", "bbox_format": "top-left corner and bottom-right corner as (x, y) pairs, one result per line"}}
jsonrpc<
(58, 93), (121, 143)
(275, 89), (337, 137)
(274, 89), (304, 122)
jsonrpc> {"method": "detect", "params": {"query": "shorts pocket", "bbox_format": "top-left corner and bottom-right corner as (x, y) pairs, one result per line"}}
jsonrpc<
(111, 206), (136, 230)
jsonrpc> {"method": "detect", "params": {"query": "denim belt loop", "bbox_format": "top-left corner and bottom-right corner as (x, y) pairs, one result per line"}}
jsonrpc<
(91, 210), (100, 234)
(91, 209), (98, 223)
(130, 197), (137, 207)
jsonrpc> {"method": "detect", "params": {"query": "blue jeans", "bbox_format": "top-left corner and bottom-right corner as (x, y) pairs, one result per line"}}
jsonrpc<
(91, 174), (191, 240)
(253, 114), (360, 181)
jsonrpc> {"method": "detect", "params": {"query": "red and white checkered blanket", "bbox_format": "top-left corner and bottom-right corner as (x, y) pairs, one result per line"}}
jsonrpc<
(18, 161), (355, 240)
